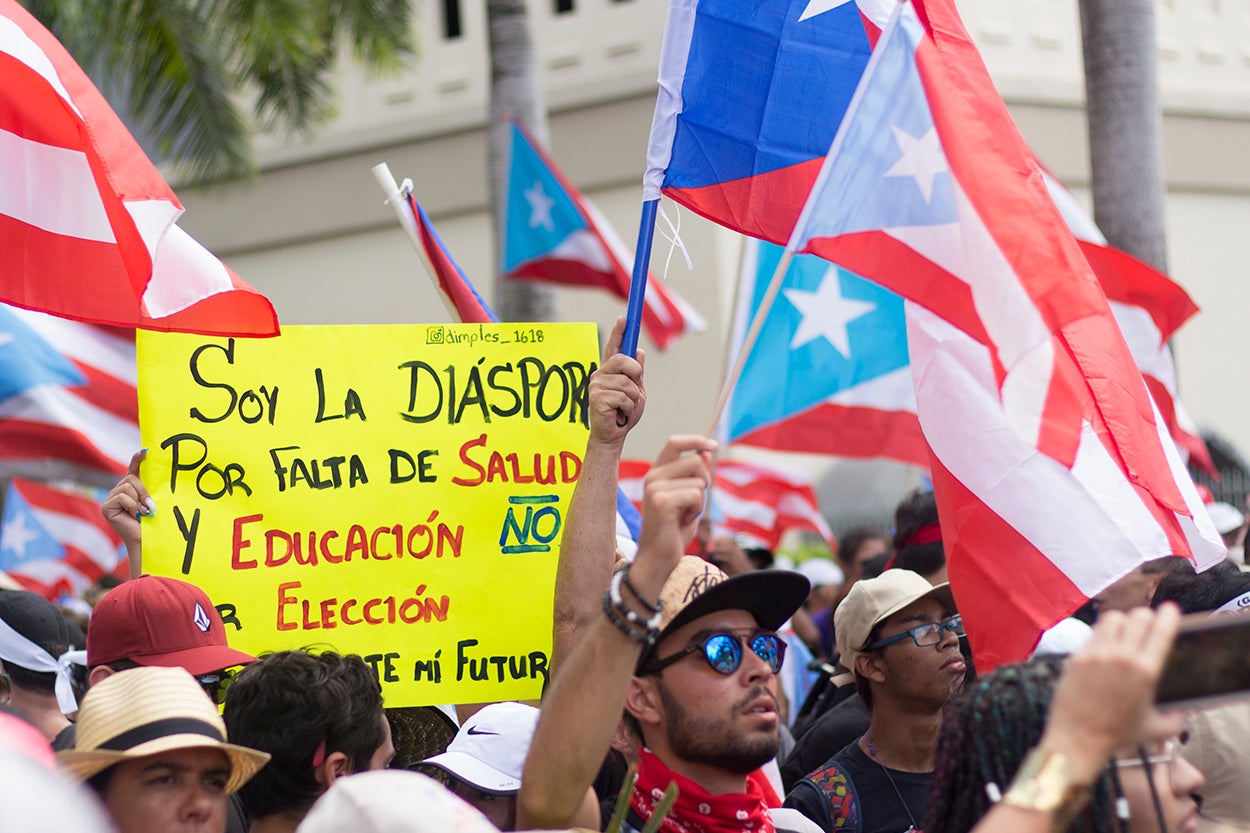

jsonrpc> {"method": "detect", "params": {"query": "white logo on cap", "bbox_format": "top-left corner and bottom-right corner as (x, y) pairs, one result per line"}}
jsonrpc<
(192, 603), (211, 633)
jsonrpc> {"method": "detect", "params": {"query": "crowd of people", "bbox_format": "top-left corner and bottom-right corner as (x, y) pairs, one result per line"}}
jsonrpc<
(1, 317), (1247, 833)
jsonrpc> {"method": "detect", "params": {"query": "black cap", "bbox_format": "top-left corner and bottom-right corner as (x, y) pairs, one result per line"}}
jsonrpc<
(0, 590), (73, 671)
(635, 557), (809, 672)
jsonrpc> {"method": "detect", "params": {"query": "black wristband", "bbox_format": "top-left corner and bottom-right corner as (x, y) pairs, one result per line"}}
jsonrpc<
(603, 592), (657, 646)
(620, 563), (661, 614)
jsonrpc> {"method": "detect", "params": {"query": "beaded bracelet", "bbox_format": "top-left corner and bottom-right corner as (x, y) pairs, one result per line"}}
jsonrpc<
(602, 592), (657, 645)
(619, 563), (661, 614)
(609, 569), (663, 632)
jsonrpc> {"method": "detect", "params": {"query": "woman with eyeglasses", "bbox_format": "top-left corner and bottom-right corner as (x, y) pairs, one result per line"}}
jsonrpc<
(924, 605), (1203, 833)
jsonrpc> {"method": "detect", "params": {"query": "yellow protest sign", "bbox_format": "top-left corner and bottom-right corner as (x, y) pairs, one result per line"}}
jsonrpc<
(137, 323), (598, 706)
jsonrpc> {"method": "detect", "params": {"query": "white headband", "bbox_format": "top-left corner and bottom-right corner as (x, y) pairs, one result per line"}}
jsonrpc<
(0, 615), (78, 714)
(1211, 591), (1250, 617)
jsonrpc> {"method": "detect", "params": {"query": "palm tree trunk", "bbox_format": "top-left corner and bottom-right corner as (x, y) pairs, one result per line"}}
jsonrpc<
(1078, 0), (1168, 273)
(487, 0), (559, 322)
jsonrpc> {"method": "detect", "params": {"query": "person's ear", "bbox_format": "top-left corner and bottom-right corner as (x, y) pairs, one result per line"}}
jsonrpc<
(87, 665), (114, 689)
(855, 650), (887, 685)
(625, 677), (663, 731)
(316, 751), (352, 789)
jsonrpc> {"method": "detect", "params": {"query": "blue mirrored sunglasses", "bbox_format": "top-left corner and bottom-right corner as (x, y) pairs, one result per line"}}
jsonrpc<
(644, 630), (786, 675)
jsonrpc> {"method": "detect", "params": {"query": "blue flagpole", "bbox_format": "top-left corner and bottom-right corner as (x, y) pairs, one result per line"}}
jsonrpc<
(621, 198), (659, 357)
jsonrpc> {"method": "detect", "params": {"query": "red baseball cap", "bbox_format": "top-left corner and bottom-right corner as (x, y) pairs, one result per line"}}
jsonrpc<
(86, 575), (255, 676)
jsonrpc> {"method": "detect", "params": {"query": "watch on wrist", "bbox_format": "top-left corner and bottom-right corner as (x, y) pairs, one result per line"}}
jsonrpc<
(1002, 746), (1091, 829)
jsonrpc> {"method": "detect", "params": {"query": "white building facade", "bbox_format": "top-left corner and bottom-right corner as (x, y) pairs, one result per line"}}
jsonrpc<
(178, 0), (1250, 524)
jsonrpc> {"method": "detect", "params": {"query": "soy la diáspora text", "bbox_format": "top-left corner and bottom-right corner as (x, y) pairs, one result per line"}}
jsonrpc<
(182, 338), (596, 428)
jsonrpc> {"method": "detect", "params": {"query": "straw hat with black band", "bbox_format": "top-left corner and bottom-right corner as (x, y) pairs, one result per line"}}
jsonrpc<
(58, 665), (269, 794)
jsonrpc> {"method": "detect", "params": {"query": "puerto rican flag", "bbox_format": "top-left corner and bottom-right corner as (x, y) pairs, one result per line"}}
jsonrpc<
(0, 304), (138, 488)
(0, 478), (124, 600)
(503, 121), (705, 350)
(791, 3), (1223, 668)
(642, 0), (872, 242)
(721, 227), (1209, 476)
(619, 457), (832, 552)
(0, 1), (278, 335)
(721, 238), (926, 467)
(1041, 173), (1215, 477)
(400, 190), (496, 325)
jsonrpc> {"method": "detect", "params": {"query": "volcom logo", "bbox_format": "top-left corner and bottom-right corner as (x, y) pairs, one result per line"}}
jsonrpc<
(682, 566), (723, 603)
(192, 603), (211, 633)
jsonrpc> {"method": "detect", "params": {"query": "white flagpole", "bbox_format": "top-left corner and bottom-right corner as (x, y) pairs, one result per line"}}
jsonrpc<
(370, 162), (462, 322)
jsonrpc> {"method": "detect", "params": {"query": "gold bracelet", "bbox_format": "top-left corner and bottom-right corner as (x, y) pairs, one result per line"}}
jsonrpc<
(1002, 747), (1091, 831)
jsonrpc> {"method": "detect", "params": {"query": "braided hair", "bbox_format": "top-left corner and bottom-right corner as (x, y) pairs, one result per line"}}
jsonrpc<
(924, 656), (1119, 833)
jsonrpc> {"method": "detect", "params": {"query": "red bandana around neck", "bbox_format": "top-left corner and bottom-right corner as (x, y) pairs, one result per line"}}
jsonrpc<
(630, 748), (776, 833)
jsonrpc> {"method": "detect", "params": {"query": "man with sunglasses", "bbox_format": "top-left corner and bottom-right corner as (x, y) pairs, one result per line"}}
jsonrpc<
(518, 434), (823, 832)
(785, 570), (966, 833)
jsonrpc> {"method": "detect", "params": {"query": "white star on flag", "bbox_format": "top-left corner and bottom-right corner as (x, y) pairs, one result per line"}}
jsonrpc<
(525, 181), (556, 231)
(1, 514), (39, 560)
(783, 267), (877, 355)
(883, 125), (948, 203)
(798, 0), (854, 22)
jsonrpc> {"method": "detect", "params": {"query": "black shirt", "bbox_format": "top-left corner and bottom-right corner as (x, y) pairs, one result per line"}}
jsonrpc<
(780, 692), (871, 791)
(784, 740), (931, 833)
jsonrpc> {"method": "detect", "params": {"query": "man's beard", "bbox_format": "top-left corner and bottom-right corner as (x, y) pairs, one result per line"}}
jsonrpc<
(657, 682), (779, 775)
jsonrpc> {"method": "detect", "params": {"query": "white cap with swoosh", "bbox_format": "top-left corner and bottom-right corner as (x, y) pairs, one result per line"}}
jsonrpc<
(421, 702), (539, 794)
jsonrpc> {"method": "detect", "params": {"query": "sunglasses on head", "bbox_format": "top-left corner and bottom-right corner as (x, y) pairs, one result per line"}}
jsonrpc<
(643, 629), (786, 676)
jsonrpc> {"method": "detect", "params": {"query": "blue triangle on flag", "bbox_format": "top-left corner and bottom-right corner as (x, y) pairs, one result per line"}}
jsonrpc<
(727, 243), (909, 439)
(0, 306), (86, 401)
(503, 123), (590, 272)
(798, 10), (957, 239)
(0, 485), (65, 570)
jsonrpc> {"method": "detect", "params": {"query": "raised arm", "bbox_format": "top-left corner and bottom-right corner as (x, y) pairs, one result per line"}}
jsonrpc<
(551, 317), (646, 675)
(101, 450), (155, 578)
(520, 434), (715, 830)
(970, 605), (1183, 833)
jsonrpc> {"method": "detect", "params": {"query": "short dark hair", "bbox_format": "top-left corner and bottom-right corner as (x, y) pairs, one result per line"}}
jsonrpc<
(223, 649), (384, 818)
(1152, 558), (1250, 614)
(836, 526), (885, 568)
(85, 766), (114, 795)
(4, 658), (62, 695)
(859, 552), (890, 581)
(891, 490), (945, 579)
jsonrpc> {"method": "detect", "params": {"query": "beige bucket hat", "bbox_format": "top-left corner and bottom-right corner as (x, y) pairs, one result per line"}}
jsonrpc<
(57, 666), (269, 794)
